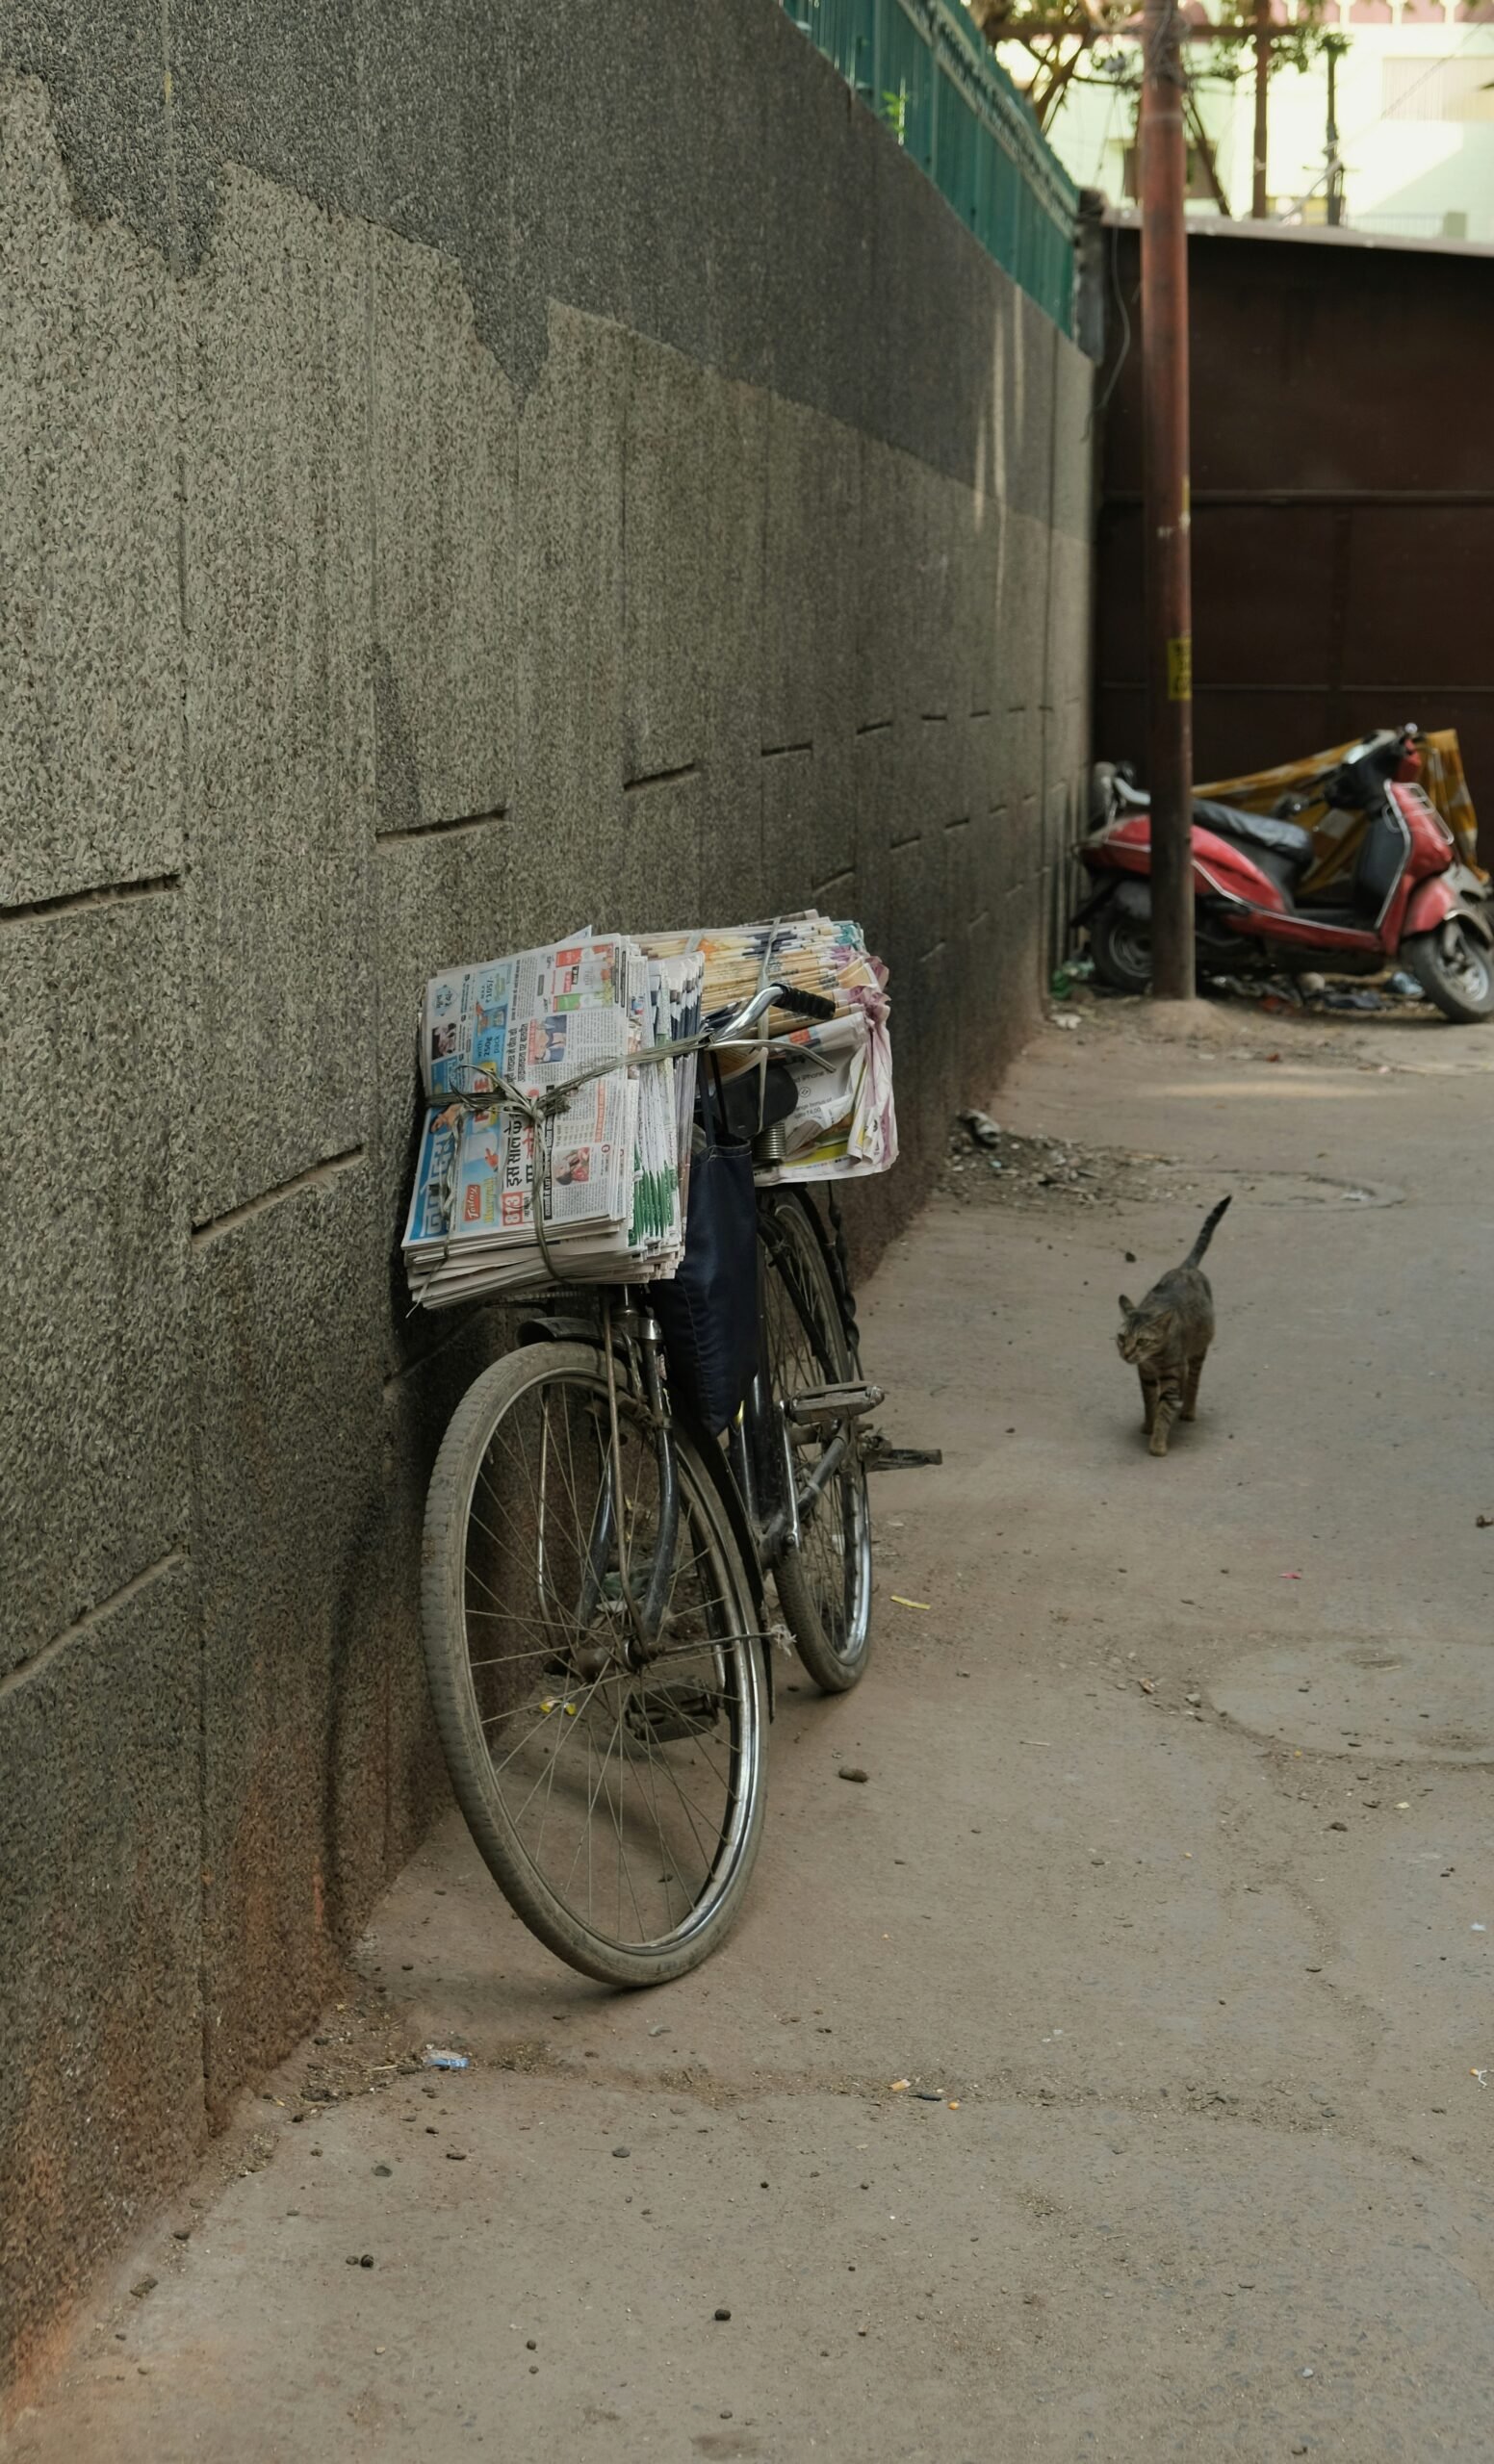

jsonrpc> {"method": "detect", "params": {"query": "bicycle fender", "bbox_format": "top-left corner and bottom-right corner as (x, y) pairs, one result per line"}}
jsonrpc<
(516, 1312), (605, 1348)
(516, 1315), (639, 1373)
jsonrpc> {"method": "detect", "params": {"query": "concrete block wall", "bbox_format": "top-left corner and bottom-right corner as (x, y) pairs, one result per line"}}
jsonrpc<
(0, 0), (1092, 2383)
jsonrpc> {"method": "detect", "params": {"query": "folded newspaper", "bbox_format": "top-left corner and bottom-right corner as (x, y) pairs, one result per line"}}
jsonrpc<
(638, 911), (896, 1183)
(400, 913), (896, 1309)
(402, 935), (704, 1309)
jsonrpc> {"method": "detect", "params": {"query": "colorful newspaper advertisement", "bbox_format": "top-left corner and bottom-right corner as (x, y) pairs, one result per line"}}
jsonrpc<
(403, 933), (692, 1308)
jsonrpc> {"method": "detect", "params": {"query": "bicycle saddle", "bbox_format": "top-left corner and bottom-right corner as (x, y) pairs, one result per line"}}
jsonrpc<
(712, 1059), (799, 1145)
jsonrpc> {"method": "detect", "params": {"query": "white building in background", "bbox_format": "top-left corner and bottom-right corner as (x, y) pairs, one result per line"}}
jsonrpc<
(1023, 2), (1494, 239)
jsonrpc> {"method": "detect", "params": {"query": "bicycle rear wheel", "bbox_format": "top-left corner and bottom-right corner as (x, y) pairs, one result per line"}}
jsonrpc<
(759, 1193), (873, 1693)
(421, 1341), (767, 1987)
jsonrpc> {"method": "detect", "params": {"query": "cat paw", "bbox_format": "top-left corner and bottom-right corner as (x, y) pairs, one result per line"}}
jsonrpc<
(1148, 1436), (1170, 1457)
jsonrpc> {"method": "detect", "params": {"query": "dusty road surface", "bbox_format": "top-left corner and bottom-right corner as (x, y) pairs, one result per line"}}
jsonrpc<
(10, 993), (1494, 2464)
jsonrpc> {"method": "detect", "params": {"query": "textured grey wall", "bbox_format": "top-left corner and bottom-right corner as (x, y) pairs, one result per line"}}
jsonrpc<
(0, 0), (1092, 2380)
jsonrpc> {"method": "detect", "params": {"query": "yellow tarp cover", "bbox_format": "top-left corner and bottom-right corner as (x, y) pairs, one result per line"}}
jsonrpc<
(1198, 732), (1482, 901)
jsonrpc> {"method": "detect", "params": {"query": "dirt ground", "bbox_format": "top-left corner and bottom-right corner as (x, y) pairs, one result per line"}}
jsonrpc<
(10, 988), (1494, 2464)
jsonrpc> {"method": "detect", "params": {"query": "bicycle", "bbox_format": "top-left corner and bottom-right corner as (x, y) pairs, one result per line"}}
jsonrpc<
(419, 981), (882, 1987)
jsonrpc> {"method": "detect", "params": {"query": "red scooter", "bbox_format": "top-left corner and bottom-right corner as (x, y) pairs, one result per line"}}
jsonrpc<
(1076, 725), (1494, 1023)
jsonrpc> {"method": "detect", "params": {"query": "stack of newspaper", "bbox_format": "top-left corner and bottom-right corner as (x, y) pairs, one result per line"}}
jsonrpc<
(638, 911), (896, 1184)
(402, 935), (704, 1309)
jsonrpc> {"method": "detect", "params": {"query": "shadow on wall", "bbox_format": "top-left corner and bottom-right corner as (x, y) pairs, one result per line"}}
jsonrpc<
(0, 0), (1093, 2395)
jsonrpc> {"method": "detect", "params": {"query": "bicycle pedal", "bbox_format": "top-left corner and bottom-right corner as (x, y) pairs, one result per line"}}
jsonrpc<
(784, 1381), (885, 1426)
(625, 1682), (720, 1744)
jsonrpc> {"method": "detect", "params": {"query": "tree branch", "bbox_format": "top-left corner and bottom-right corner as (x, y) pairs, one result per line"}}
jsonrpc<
(1183, 80), (1232, 214)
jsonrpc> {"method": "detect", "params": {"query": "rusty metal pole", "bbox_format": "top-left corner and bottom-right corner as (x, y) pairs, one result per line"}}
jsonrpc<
(1140, 0), (1195, 1001)
(1251, 0), (1272, 219)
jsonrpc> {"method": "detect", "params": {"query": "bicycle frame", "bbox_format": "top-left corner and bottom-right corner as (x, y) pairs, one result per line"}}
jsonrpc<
(729, 1193), (857, 1575)
(417, 986), (879, 1984)
(567, 1301), (680, 1656)
(725, 1311), (801, 1572)
(517, 982), (867, 1660)
(523, 1200), (852, 1663)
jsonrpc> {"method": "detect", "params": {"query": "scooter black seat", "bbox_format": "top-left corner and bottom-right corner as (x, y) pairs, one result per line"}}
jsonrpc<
(1194, 798), (1315, 871)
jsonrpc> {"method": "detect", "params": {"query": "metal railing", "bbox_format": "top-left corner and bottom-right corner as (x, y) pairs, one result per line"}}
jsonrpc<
(782, 0), (1078, 334)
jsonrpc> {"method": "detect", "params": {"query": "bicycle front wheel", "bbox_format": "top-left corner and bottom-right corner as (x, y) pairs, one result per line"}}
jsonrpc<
(421, 1342), (767, 1987)
(759, 1193), (874, 1693)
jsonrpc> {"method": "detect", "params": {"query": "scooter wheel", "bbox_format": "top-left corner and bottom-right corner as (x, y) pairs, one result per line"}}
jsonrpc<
(1091, 902), (1155, 996)
(1404, 925), (1494, 1024)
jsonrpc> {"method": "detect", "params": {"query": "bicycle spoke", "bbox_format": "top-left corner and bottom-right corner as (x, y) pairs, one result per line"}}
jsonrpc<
(634, 1732), (724, 1859)
(583, 1697), (637, 1935)
(487, 1667), (612, 1793)
(760, 1195), (873, 1683)
(631, 1715), (685, 1926)
(446, 1355), (760, 1959)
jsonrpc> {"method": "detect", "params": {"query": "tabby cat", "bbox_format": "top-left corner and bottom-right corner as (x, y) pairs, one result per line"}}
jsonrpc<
(1116, 1196), (1231, 1457)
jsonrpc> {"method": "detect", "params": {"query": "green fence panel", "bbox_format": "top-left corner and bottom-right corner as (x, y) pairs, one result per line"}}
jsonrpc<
(936, 66), (981, 237)
(786, 0), (877, 92)
(878, 1), (936, 175)
(783, 0), (1077, 334)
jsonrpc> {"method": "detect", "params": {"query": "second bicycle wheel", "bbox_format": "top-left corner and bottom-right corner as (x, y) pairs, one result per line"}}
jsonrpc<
(422, 1342), (767, 1987)
(759, 1192), (874, 1693)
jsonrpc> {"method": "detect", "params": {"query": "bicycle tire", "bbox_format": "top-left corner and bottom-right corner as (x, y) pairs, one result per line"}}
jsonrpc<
(421, 1341), (767, 1987)
(759, 1193), (874, 1693)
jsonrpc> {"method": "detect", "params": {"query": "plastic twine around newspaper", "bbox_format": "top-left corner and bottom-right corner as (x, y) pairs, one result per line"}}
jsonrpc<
(430, 1030), (713, 1287)
(750, 916), (782, 1136)
(423, 1013), (816, 1292)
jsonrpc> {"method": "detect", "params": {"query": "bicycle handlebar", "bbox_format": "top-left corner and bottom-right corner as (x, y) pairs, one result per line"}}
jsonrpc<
(712, 981), (838, 1041)
(775, 986), (837, 1023)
